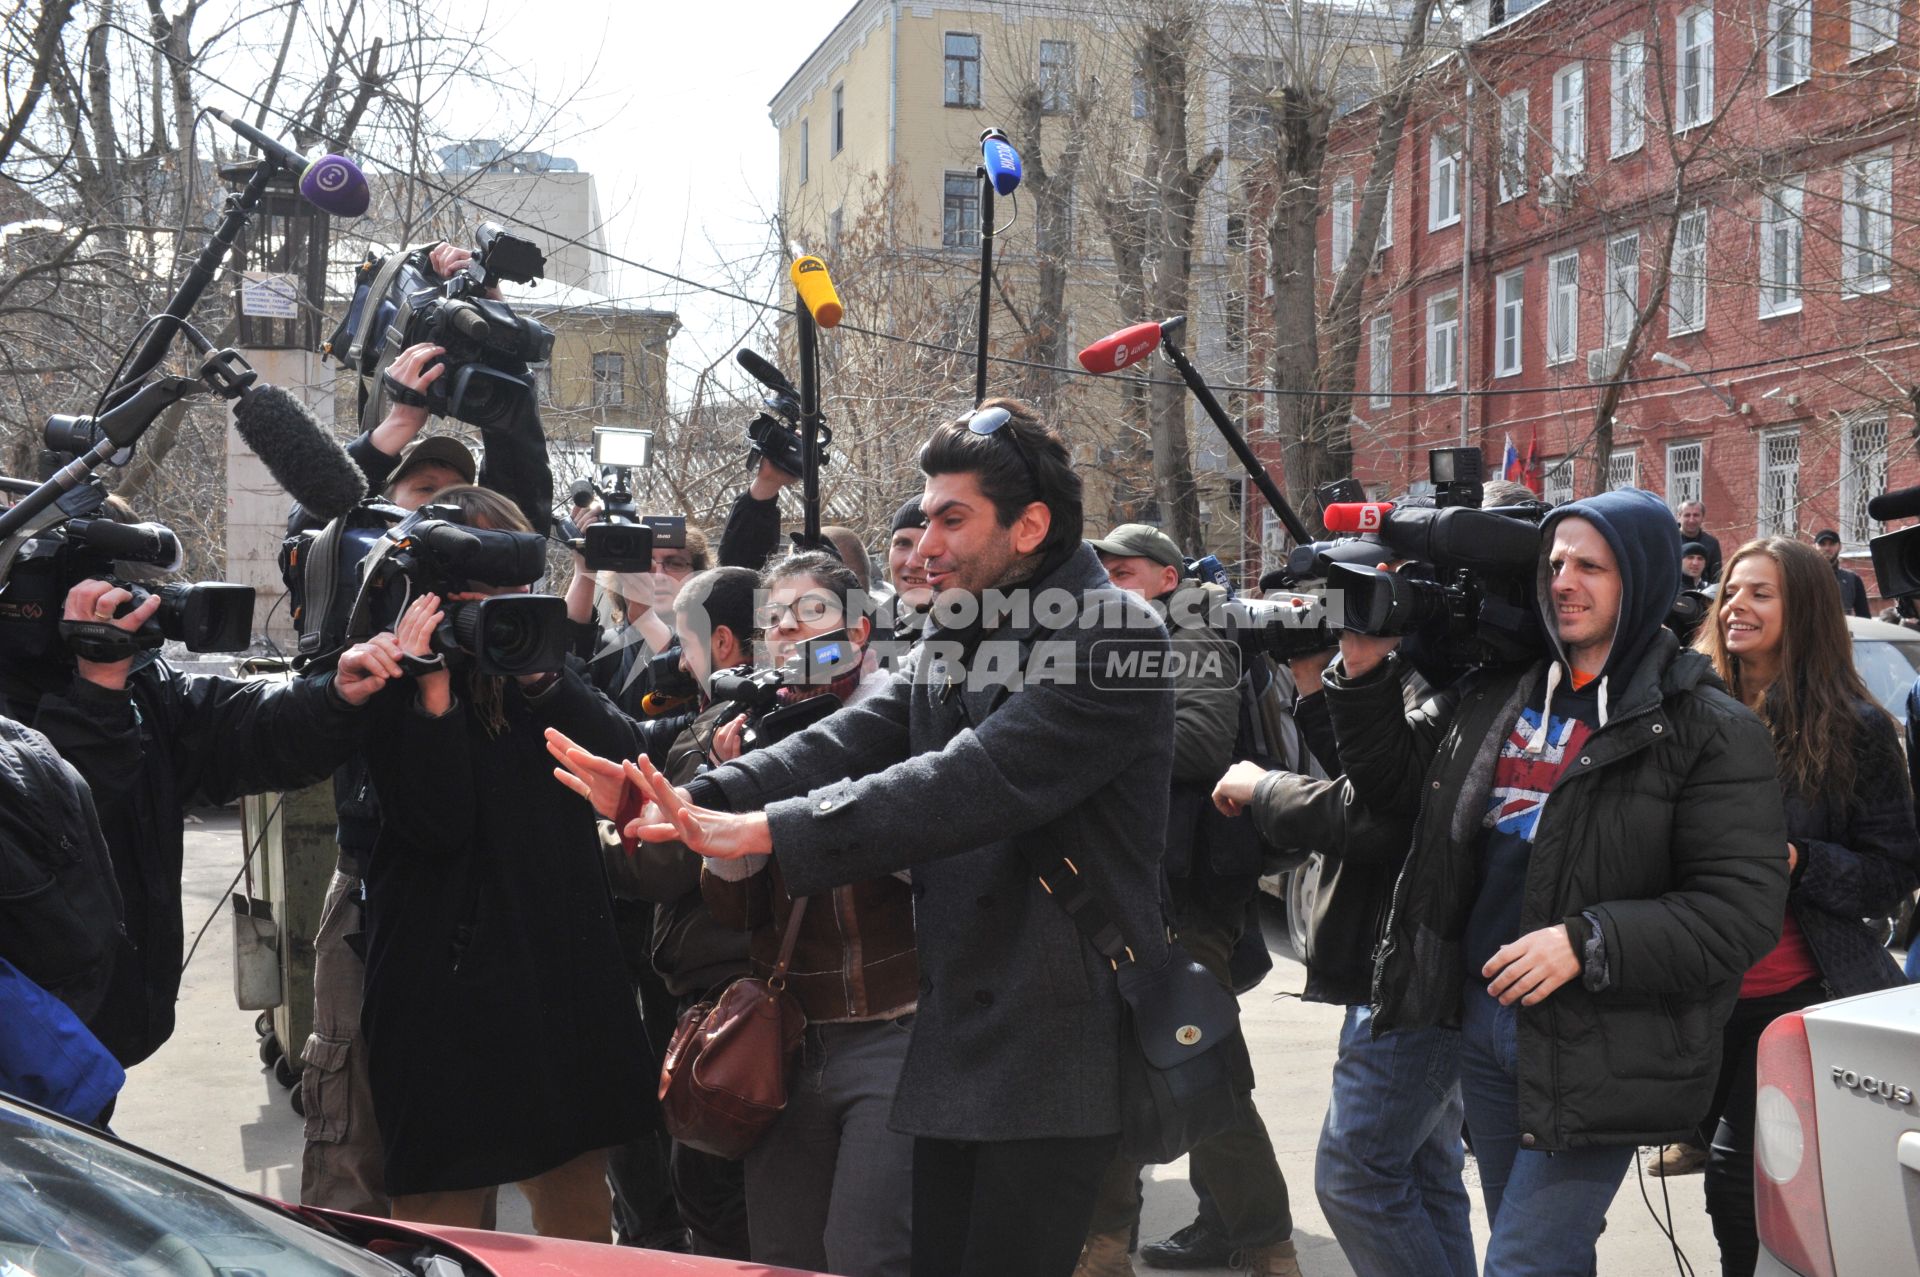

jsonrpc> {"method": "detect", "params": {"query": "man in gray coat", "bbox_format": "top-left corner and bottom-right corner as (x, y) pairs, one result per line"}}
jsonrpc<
(583, 398), (1175, 1277)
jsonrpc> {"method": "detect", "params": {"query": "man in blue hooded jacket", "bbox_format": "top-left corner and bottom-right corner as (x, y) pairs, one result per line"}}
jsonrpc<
(1321, 489), (1789, 1276)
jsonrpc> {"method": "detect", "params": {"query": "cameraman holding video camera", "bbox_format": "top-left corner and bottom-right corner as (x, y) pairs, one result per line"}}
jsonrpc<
(0, 499), (405, 1073)
(1316, 488), (1788, 1274)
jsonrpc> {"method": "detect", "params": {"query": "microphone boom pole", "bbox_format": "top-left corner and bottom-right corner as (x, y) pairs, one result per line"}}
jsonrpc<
(796, 305), (823, 547)
(973, 129), (1023, 406)
(1156, 318), (1313, 546)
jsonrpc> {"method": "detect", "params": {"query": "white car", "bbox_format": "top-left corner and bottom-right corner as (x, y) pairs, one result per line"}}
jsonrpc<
(1753, 981), (1920, 1276)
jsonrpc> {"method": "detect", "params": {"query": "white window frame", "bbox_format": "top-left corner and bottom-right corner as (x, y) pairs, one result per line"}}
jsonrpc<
(1769, 0), (1812, 94)
(1499, 91), (1528, 202)
(1607, 449), (1639, 491)
(1331, 177), (1354, 272)
(591, 351), (626, 407)
(1604, 231), (1641, 348)
(1758, 429), (1802, 538)
(1552, 64), (1586, 176)
(1369, 313), (1393, 408)
(799, 119), (810, 185)
(1841, 415), (1890, 548)
(1495, 268), (1525, 377)
(1543, 456), (1576, 505)
(1852, 0), (1899, 58)
(1426, 291), (1460, 392)
(1610, 35), (1646, 157)
(944, 33), (981, 109)
(943, 170), (980, 249)
(831, 84), (845, 154)
(1759, 181), (1804, 318)
(1375, 178), (1395, 249)
(1547, 250), (1580, 366)
(1666, 441), (1704, 510)
(1669, 208), (1708, 336)
(1039, 40), (1075, 114)
(1676, 6), (1715, 130)
(1429, 130), (1461, 230)
(1843, 149), (1894, 296)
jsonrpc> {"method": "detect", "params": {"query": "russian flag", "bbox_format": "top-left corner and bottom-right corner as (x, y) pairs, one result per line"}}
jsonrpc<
(1502, 433), (1523, 482)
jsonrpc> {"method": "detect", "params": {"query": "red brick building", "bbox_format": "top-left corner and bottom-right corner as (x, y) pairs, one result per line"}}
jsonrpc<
(1274, 0), (1918, 592)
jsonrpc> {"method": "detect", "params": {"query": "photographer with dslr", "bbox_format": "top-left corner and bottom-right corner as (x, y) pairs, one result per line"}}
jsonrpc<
(692, 550), (917, 1276)
(1320, 488), (1788, 1274)
(355, 484), (651, 1241)
(555, 398), (1175, 1277)
(0, 504), (403, 1073)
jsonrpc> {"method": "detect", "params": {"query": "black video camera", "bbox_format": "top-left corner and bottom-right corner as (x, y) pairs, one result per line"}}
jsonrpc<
(561, 427), (687, 573)
(0, 472), (254, 663)
(327, 222), (556, 426)
(707, 630), (862, 751)
(736, 348), (830, 478)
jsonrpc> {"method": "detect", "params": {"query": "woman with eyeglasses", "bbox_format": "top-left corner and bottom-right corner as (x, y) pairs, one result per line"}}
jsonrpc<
(699, 550), (919, 1277)
(1694, 536), (1919, 1277)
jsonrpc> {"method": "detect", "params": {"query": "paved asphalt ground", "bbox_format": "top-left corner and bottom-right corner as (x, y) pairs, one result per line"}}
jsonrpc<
(114, 808), (1723, 1275)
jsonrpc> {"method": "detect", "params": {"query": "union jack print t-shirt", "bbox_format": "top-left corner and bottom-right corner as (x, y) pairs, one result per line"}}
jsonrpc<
(1463, 673), (1599, 979)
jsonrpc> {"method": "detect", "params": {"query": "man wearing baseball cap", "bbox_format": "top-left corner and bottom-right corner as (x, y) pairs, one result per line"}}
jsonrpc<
(1814, 528), (1872, 618)
(383, 435), (477, 509)
(1081, 525), (1300, 1277)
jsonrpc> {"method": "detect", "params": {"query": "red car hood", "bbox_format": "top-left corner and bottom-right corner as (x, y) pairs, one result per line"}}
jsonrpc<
(295, 1205), (817, 1276)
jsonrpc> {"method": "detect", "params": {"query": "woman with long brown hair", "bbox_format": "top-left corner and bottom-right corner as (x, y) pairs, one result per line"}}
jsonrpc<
(1694, 536), (1919, 1276)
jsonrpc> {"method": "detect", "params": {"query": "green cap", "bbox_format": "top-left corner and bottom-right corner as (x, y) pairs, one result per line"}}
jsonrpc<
(1089, 522), (1184, 570)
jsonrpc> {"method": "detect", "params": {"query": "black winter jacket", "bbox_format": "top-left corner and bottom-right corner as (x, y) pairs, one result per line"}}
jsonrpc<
(2, 660), (366, 1065)
(1325, 630), (1790, 1149)
(1776, 699), (1917, 997)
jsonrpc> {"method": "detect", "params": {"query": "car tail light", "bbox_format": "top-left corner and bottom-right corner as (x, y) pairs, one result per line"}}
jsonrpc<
(1754, 1011), (1837, 1277)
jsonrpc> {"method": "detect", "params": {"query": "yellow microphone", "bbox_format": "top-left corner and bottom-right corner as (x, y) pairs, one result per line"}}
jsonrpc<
(790, 256), (843, 329)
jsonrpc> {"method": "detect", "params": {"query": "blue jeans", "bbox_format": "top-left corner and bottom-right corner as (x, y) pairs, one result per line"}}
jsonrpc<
(1459, 983), (1634, 1277)
(1314, 1005), (1475, 1277)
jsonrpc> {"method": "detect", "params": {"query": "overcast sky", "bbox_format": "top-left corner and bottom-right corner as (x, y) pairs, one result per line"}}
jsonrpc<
(485, 0), (852, 399)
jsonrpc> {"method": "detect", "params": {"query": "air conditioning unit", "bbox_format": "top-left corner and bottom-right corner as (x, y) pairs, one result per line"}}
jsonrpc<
(1587, 346), (1625, 380)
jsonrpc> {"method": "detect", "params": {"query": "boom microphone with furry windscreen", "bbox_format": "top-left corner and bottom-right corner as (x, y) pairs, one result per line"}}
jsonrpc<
(232, 385), (367, 522)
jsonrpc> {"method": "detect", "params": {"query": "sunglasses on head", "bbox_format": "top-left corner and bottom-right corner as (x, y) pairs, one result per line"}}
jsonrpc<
(966, 405), (1042, 496)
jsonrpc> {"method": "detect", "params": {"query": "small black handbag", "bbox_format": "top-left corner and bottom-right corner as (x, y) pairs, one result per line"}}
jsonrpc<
(1033, 855), (1255, 1165)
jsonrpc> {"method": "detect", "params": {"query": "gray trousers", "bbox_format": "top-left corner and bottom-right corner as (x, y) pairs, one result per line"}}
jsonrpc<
(744, 1017), (915, 1277)
(299, 868), (388, 1216)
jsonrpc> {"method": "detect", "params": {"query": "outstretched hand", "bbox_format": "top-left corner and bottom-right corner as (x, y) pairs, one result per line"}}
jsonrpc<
(622, 754), (772, 861)
(546, 728), (633, 822)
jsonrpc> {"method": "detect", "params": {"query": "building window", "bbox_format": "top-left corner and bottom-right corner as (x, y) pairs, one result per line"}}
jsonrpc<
(1552, 64), (1585, 175)
(1426, 291), (1459, 392)
(1607, 449), (1639, 491)
(1543, 456), (1576, 505)
(1669, 208), (1708, 336)
(1331, 177), (1354, 271)
(831, 84), (845, 154)
(1611, 36), (1646, 156)
(1667, 441), (1704, 510)
(943, 171), (980, 248)
(1375, 178), (1395, 250)
(1676, 6), (1714, 129)
(1843, 149), (1894, 296)
(531, 362), (553, 406)
(1769, 0), (1812, 93)
(1369, 313), (1393, 408)
(1759, 181), (1803, 317)
(1759, 429), (1801, 537)
(1132, 68), (1148, 118)
(1334, 67), (1376, 118)
(1228, 58), (1282, 156)
(1841, 415), (1890, 546)
(1852, 0), (1899, 57)
(1040, 40), (1075, 113)
(1429, 129), (1461, 229)
(1499, 91), (1528, 202)
(1495, 268), (1525, 377)
(1604, 231), (1640, 348)
(591, 351), (625, 407)
(1547, 250), (1579, 365)
(827, 207), (844, 255)
(945, 33), (981, 108)
(799, 119), (809, 184)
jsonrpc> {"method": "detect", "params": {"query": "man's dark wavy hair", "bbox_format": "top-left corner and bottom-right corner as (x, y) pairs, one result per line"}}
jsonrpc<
(917, 396), (1083, 558)
(673, 566), (760, 652)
